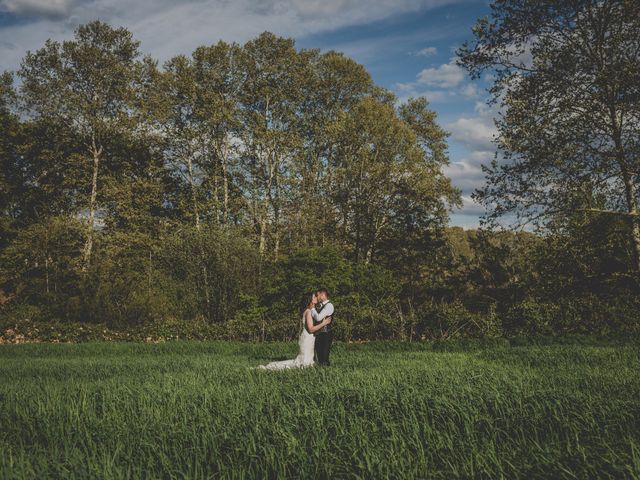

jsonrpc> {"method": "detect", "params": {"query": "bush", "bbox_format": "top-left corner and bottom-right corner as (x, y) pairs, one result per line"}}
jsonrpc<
(158, 224), (260, 323)
(0, 217), (85, 320)
(77, 224), (260, 326)
(503, 295), (640, 336)
(415, 300), (502, 340)
(557, 295), (640, 335)
(502, 298), (560, 336)
(335, 293), (400, 341)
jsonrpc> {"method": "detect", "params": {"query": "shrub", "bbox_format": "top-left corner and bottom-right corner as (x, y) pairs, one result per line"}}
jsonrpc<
(503, 298), (560, 336)
(415, 300), (502, 340)
(503, 295), (640, 336)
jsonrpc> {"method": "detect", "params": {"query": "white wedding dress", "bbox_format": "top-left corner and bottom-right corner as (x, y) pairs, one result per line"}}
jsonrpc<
(258, 309), (315, 370)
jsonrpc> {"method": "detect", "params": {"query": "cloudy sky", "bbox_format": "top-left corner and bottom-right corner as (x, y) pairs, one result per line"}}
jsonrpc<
(0, 0), (496, 228)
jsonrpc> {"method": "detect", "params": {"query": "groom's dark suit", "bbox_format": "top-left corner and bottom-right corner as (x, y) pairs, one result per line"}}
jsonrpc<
(314, 300), (334, 366)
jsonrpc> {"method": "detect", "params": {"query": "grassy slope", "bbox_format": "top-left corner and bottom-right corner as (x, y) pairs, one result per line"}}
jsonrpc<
(1, 339), (639, 479)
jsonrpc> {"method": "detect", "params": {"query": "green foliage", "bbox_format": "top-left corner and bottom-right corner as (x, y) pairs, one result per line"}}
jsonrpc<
(225, 294), (269, 341)
(264, 247), (352, 309)
(503, 298), (561, 336)
(458, 0), (640, 272)
(503, 295), (640, 337)
(1, 21), (638, 340)
(78, 224), (260, 326)
(0, 217), (84, 319)
(82, 231), (170, 326)
(158, 224), (260, 323)
(415, 299), (502, 340)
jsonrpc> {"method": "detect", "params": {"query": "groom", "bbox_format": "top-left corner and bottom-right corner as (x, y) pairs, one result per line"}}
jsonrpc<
(313, 287), (334, 366)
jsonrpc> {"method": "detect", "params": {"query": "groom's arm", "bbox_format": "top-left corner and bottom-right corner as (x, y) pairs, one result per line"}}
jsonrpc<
(307, 310), (331, 333)
(316, 303), (334, 322)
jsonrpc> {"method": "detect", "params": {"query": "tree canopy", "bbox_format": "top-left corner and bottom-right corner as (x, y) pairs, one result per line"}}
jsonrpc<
(457, 0), (640, 273)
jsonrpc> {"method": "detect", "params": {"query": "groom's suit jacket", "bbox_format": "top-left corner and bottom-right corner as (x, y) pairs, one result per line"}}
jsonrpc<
(313, 300), (334, 334)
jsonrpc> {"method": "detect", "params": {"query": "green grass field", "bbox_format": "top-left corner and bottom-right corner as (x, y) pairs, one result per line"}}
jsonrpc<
(1, 339), (639, 479)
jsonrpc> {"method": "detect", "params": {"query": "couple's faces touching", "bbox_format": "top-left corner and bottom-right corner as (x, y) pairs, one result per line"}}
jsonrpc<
(308, 291), (326, 310)
(309, 293), (318, 310)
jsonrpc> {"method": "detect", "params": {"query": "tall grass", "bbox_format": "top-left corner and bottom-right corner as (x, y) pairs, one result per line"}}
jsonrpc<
(1, 339), (639, 479)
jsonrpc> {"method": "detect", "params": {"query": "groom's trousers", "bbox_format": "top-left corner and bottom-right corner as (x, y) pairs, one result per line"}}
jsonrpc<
(315, 331), (333, 366)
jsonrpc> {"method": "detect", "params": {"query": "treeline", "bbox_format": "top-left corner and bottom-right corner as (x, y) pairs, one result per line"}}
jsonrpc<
(1, 17), (638, 342)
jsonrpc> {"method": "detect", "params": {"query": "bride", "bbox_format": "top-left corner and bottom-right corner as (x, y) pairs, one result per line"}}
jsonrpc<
(257, 292), (332, 370)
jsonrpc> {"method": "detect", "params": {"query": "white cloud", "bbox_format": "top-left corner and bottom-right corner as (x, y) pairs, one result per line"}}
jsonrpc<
(397, 58), (477, 104)
(395, 83), (455, 104)
(473, 100), (491, 115)
(0, 0), (76, 17)
(461, 83), (479, 98)
(444, 108), (497, 225)
(445, 151), (494, 224)
(449, 194), (486, 228)
(448, 214), (481, 229)
(420, 90), (452, 103)
(459, 195), (485, 215)
(446, 115), (497, 151)
(416, 58), (465, 88)
(0, 0), (463, 71)
(416, 46), (437, 57)
(444, 151), (492, 193)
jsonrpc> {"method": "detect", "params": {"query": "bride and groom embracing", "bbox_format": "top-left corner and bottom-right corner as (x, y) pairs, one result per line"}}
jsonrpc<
(258, 288), (335, 370)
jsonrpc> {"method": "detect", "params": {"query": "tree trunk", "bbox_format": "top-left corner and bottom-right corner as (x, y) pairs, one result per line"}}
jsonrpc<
(222, 138), (229, 224)
(187, 156), (211, 319)
(259, 144), (274, 259)
(213, 165), (219, 222)
(222, 160), (229, 224)
(259, 215), (267, 256)
(274, 227), (280, 261)
(45, 256), (49, 295)
(148, 248), (152, 302)
(82, 146), (101, 271)
(366, 214), (387, 265)
(273, 160), (280, 261)
(187, 157), (200, 228)
(632, 218), (640, 273)
(201, 262), (211, 320)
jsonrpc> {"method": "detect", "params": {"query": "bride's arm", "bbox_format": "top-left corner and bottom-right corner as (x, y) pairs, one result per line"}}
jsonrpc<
(306, 310), (331, 334)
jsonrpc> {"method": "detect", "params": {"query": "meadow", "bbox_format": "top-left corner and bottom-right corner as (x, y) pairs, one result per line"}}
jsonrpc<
(1, 338), (639, 479)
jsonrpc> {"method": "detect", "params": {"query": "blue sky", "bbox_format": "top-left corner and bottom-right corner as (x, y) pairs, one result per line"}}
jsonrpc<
(0, 0), (496, 228)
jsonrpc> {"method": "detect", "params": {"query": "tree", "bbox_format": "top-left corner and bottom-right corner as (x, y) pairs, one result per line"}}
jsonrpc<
(328, 97), (459, 266)
(290, 51), (375, 248)
(238, 32), (310, 259)
(3, 23), (466, 330)
(153, 42), (243, 229)
(191, 42), (244, 224)
(0, 72), (22, 251)
(151, 42), (245, 320)
(392, 97), (461, 299)
(19, 21), (147, 270)
(457, 0), (640, 272)
(0, 216), (85, 317)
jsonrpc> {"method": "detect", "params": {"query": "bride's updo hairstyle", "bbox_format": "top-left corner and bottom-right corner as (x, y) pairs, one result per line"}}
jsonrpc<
(299, 292), (314, 314)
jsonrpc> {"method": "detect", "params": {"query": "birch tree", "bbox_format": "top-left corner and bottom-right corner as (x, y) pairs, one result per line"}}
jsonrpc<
(329, 97), (459, 263)
(18, 21), (145, 271)
(238, 33), (308, 259)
